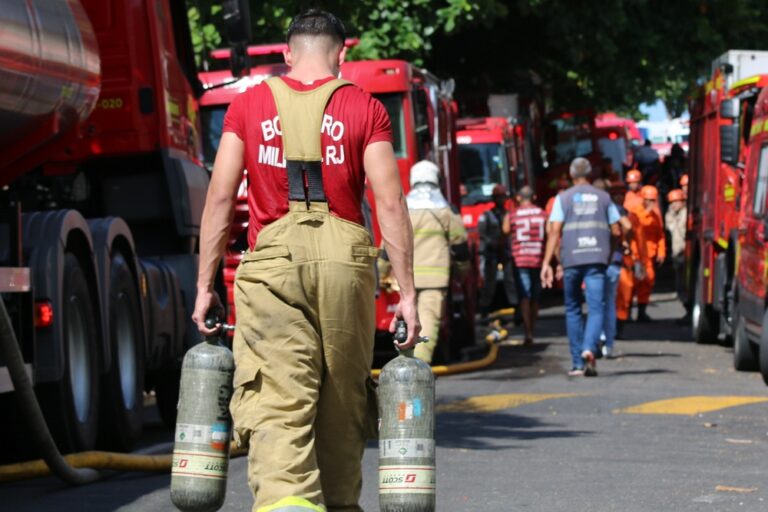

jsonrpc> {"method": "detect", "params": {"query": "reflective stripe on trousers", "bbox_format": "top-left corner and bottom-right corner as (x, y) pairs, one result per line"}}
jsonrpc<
(257, 496), (327, 511)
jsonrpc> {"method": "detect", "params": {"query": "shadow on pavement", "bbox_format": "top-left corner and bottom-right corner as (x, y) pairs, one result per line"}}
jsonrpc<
(435, 412), (590, 450)
(617, 352), (682, 358)
(597, 368), (675, 377)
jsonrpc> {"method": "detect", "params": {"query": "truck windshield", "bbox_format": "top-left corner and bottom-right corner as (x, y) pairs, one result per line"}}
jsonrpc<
(598, 137), (627, 173)
(458, 142), (508, 205)
(373, 93), (407, 158)
(545, 114), (594, 168)
(201, 106), (227, 169)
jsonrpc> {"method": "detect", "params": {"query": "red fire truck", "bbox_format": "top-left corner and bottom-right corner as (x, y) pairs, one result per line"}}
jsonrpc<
(538, 110), (604, 204)
(686, 50), (768, 345)
(456, 117), (535, 231)
(725, 75), (768, 378)
(0, 0), (249, 454)
(199, 49), (476, 363)
(342, 61), (476, 362)
(596, 112), (642, 178)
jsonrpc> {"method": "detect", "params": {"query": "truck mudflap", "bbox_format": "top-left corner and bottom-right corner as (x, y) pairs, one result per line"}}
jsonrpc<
(161, 149), (209, 238)
(138, 258), (186, 372)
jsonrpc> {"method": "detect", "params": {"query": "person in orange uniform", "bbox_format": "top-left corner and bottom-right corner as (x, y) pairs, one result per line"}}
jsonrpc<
(619, 185), (666, 323)
(623, 169), (643, 211)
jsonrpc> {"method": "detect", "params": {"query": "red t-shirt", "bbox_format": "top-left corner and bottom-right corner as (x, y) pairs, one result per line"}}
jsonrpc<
(223, 76), (392, 247)
(509, 205), (547, 268)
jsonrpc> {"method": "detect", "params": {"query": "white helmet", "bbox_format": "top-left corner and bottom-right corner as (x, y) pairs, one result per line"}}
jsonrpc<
(409, 160), (440, 187)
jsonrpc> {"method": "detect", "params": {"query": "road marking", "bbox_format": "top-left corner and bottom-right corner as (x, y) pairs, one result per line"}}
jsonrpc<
(614, 396), (768, 416)
(436, 393), (578, 414)
(715, 485), (758, 493)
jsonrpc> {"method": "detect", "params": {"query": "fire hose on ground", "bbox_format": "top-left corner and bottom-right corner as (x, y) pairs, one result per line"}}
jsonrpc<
(0, 298), (508, 484)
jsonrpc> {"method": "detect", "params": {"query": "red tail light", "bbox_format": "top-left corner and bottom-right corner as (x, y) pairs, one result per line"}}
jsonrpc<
(35, 300), (53, 328)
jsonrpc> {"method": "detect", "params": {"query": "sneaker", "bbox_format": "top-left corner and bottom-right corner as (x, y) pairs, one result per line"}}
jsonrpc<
(602, 345), (613, 359)
(568, 367), (586, 377)
(581, 350), (598, 376)
(595, 342), (605, 359)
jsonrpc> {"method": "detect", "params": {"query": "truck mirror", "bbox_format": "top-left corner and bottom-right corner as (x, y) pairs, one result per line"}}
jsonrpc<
(222, 0), (252, 78)
(720, 124), (740, 166)
(720, 98), (740, 120)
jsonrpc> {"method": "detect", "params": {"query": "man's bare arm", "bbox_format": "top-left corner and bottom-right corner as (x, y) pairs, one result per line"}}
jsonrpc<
(193, 132), (245, 334)
(540, 221), (563, 288)
(364, 141), (420, 348)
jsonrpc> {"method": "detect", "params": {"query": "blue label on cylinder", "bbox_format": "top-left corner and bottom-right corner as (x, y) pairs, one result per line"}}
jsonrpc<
(413, 398), (422, 417)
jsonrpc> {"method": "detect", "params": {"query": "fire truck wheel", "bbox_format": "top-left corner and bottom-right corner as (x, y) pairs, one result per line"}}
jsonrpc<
(733, 312), (758, 372)
(155, 363), (182, 429)
(759, 310), (768, 386)
(38, 252), (100, 452)
(692, 261), (719, 344)
(99, 252), (144, 450)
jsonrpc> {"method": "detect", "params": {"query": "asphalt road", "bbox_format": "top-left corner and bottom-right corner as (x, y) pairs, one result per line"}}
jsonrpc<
(3, 293), (768, 512)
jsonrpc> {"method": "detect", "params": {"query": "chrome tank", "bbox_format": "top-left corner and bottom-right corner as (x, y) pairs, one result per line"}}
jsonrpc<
(0, 0), (100, 152)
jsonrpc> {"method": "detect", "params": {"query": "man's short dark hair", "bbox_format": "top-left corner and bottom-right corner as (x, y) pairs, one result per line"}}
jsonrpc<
(287, 9), (346, 46)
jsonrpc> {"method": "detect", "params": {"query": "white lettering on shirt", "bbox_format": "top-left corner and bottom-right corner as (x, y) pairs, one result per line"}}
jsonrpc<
(321, 115), (345, 142)
(257, 144), (286, 168)
(258, 116), (345, 169)
(261, 116), (282, 141)
(325, 144), (345, 165)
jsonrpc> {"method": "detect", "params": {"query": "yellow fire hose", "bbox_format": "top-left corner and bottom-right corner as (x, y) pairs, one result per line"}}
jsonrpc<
(0, 441), (249, 483)
(0, 311), (511, 484)
(370, 332), (502, 378)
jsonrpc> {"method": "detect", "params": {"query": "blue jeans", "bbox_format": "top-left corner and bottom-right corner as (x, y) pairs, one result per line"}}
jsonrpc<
(563, 264), (606, 369)
(514, 267), (542, 300)
(602, 264), (621, 349)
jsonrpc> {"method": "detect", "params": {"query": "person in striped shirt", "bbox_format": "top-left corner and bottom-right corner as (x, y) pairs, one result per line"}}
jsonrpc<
(504, 186), (547, 345)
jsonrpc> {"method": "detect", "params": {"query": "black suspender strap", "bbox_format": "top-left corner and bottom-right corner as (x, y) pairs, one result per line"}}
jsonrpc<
(286, 160), (326, 204)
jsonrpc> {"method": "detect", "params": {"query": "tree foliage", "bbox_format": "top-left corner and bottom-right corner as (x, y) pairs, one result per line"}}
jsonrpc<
(188, 0), (768, 116)
(188, 4), (223, 69)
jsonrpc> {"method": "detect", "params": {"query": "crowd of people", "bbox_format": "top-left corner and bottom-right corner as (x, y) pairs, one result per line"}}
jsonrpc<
(446, 142), (690, 377)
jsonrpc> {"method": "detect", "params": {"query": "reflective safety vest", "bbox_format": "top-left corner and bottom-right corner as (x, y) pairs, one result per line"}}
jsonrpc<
(559, 184), (613, 268)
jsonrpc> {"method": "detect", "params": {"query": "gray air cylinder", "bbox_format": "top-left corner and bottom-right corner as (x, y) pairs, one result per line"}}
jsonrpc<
(378, 321), (436, 511)
(171, 319), (235, 512)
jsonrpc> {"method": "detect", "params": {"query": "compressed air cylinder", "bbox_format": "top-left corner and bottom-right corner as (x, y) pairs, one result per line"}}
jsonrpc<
(171, 335), (234, 512)
(378, 326), (436, 512)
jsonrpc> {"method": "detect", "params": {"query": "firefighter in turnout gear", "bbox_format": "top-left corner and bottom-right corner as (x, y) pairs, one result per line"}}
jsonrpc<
(478, 184), (517, 315)
(192, 10), (420, 512)
(404, 160), (468, 363)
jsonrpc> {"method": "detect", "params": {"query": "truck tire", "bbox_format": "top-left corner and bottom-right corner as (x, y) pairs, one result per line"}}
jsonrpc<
(99, 252), (144, 450)
(733, 311), (758, 372)
(37, 253), (100, 452)
(759, 309), (768, 386)
(692, 262), (719, 344)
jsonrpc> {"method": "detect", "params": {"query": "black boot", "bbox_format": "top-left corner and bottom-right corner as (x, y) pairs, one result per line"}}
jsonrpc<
(616, 320), (626, 339)
(637, 304), (652, 323)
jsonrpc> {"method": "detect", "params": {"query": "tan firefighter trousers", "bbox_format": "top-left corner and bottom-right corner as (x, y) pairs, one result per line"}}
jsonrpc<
(230, 202), (378, 512)
(414, 288), (447, 363)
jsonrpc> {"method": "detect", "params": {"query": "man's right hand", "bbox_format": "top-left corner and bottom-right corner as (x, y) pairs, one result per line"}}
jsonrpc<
(541, 265), (554, 289)
(390, 296), (421, 350)
(192, 289), (224, 336)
